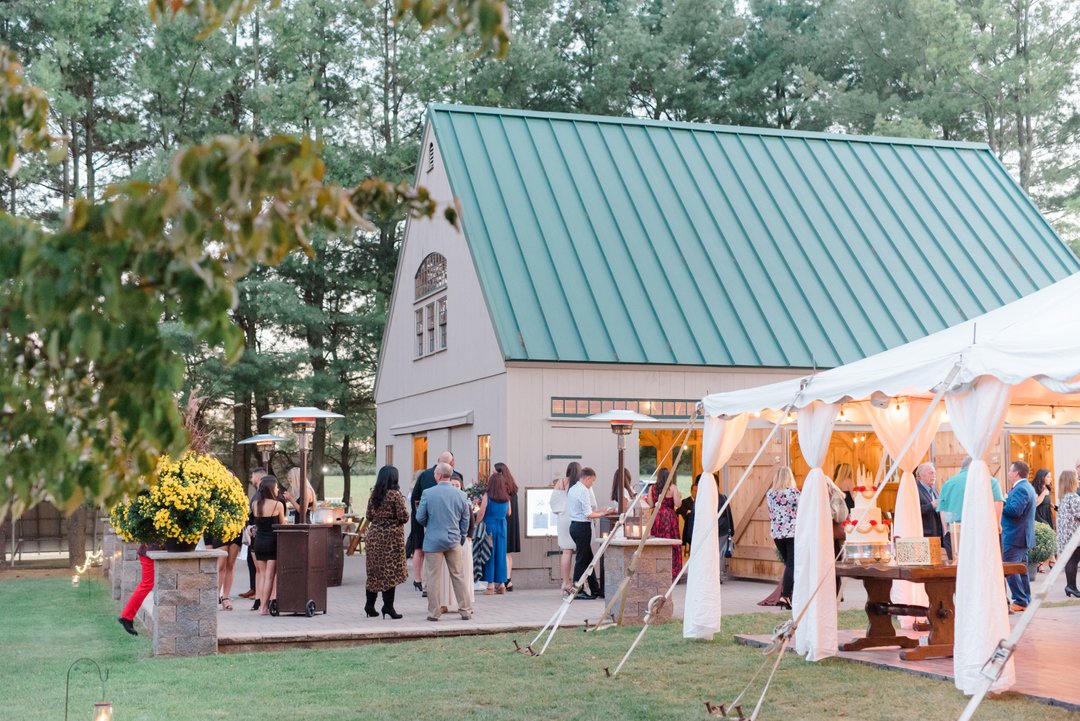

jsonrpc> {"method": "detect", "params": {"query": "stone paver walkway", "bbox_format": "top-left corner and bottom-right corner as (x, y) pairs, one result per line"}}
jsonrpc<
(217, 554), (867, 652)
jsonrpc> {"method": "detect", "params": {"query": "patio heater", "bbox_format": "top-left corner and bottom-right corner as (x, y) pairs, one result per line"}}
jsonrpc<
(237, 433), (286, 471)
(263, 407), (343, 522)
(260, 406), (343, 617)
(586, 409), (656, 516)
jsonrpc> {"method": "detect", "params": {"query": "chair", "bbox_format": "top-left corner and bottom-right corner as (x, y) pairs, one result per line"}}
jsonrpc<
(345, 517), (368, 556)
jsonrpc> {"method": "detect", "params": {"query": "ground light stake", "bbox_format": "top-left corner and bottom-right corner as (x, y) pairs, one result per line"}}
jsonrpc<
(64, 658), (111, 721)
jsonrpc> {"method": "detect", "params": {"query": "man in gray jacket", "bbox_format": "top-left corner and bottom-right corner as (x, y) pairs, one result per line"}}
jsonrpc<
(416, 461), (473, 620)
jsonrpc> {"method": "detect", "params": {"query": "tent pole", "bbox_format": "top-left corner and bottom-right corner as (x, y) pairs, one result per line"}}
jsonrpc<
(957, 523), (1080, 721)
(607, 391), (803, 678)
(518, 413), (699, 656)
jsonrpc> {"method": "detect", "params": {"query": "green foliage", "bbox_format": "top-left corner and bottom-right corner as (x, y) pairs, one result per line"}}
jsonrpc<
(0, 46), (62, 172)
(1029, 521), (1057, 564)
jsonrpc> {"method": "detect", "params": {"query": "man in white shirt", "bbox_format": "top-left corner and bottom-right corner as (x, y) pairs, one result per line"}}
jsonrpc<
(568, 467), (614, 600)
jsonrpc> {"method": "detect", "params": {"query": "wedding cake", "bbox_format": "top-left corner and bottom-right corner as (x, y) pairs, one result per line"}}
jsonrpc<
(843, 478), (891, 563)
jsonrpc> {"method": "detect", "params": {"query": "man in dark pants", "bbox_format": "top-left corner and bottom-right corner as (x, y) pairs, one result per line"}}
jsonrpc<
(567, 467), (614, 600)
(1002, 460), (1036, 612)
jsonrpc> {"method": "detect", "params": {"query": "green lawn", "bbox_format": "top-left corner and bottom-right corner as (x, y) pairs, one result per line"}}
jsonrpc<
(321, 473), (374, 511)
(4, 574), (1069, 721)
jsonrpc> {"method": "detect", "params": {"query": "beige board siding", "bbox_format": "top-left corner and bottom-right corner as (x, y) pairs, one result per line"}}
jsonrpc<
(374, 125), (506, 407)
(502, 364), (805, 585)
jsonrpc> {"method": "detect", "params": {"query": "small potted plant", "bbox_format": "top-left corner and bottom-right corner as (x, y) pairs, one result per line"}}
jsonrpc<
(1028, 521), (1057, 581)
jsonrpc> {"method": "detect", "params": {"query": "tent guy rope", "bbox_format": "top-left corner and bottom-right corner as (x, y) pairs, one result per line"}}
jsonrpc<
(514, 411), (700, 657)
(605, 389), (805, 678)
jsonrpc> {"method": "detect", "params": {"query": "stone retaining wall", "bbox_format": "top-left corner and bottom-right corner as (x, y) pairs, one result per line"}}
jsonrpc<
(146, 549), (224, 657)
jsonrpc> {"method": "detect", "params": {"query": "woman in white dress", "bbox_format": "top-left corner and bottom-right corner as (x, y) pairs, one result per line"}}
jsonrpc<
(549, 462), (580, 595)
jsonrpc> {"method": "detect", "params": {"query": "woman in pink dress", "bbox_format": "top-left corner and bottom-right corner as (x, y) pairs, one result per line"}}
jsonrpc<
(649, 467), (683, 580)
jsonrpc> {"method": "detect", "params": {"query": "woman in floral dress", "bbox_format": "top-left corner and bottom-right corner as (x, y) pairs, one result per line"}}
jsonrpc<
(766, 466), (800, 609)
(649, 467), (683, 580)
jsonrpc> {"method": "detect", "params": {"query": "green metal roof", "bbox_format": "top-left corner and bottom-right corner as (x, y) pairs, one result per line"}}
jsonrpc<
(428, 104), (1080, 368)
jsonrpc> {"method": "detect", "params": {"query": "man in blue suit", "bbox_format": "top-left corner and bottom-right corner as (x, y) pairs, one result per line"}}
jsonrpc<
(1001, 460), (1036, 612)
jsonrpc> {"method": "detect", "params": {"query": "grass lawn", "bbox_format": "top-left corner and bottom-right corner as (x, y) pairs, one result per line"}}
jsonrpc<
(322, 474), (374, 511)
(4, 573), (1069, 721)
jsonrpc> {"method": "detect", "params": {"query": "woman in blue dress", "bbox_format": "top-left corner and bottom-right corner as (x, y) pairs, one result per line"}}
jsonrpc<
(479, 468), (511, 594)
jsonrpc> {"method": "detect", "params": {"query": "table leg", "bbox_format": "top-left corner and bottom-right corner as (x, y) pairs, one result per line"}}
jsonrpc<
(900, 579), (955, 661)
(840, 578), (919, 652)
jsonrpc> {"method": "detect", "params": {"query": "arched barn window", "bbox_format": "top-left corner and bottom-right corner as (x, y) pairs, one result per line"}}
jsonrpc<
(414, 253), (448, 358)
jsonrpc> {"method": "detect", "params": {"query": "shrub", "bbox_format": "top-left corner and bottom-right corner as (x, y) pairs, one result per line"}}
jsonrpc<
(1029, 521), (1057, 564)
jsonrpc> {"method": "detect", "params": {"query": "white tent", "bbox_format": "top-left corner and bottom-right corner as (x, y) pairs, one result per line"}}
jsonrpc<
(695, 271), (1080, 693)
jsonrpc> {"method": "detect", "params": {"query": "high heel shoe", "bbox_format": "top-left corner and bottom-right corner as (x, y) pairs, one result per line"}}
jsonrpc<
(777, 597), (792, 610)
(251, 599), (261, 611)
(364, 591), (379, 617)
(1065, 585), (1080, 598)
(382, 609), (403, 619)
(412, 580), (423, 592)
(381, 588), (402, 619)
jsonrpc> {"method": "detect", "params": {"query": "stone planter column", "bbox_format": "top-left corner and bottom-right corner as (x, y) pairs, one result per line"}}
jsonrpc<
(117, 541), (140, 603)
(596, 537), (682, 625)
(146, 549), (224, 657)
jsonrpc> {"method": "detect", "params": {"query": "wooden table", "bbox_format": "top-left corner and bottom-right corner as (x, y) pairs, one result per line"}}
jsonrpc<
(835, 561), (1027, 661)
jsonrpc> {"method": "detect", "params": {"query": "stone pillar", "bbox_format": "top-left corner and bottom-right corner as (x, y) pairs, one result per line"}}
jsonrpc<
(147, 549), (224, 657)
(598, 537), (681, 625)
(118, 541), (139, 603)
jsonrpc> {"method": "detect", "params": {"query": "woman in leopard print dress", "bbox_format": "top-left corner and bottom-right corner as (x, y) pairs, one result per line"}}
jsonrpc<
(365, 466), (410, 619)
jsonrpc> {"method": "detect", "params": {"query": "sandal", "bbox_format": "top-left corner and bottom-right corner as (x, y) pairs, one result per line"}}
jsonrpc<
(505, 578), (513, 592)
(221, 597), (233, 611)
(495, 583), (506, 595)
(484, 586), (495, 595)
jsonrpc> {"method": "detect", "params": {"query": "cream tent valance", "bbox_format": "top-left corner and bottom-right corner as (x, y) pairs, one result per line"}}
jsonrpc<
(701, 272), (1080, 417)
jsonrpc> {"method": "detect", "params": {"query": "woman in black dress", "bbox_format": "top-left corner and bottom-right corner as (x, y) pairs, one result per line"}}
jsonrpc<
(1033, 468), (1056, 570)
(497, 462), (521, 591)
(252, 475), (286, 616)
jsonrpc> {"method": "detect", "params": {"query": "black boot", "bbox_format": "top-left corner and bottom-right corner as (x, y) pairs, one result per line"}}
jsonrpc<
(364, 591), (379, 617)
(381, 587), (402, 619)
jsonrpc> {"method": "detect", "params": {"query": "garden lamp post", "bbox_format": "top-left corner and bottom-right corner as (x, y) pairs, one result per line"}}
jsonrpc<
(263, 407), (343, 522)
(237, 433), (287, 470)
(586, 409), (656, 516)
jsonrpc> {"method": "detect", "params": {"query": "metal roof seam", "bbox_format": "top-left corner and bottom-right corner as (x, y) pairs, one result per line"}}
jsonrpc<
(754, 135), (885, 357)
(971, 150), (1080, 275)
(679, 129), (782, 365)
(566, 119), (668, 363)
(657, 126), (760, 365)
(728, 132), (846, 365)
(513, 116), (600, 361)
(899, 144), (1023, 302)
(791, 137), (912, 346)
(545, 118), (642, 361)
(610, 122), (716, 365)
(695, 131), (800, 366)
(841, 142), (964, 328)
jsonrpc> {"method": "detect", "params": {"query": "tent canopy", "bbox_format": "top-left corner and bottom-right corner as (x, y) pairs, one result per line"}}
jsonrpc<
(702, 272), (1080, 417)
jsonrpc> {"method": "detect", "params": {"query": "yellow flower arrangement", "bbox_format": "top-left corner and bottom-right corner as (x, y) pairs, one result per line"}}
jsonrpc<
(110, 452), (248, 546)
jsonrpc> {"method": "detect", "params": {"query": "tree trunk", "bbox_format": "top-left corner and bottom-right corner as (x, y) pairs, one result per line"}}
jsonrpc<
(341, 434), (352, 511)
(67, 504), (88, 570)
(232, 402), (251, 477)
(84, 78), (95, 202)
(70, 117), (80, 197)
(0, 510), (12, 570)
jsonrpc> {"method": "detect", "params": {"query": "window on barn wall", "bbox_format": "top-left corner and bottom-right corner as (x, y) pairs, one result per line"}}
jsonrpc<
(414, 253), (448, 359)
(477, 434), (491, 485)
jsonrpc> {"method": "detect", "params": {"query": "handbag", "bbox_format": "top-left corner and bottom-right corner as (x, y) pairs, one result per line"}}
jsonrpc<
(722, 536), (735, 558)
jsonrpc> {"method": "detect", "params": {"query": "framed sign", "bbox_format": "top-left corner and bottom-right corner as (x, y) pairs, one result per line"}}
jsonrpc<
(525, 488), (557, 538)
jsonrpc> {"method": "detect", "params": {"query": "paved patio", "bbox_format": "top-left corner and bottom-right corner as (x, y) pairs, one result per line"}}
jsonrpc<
(216, 553), (869, 652)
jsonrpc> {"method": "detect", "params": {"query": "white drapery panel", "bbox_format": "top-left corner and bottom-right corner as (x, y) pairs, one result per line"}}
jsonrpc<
(946, 377), (1015, 694)
(792, 402), (838, 661)
(684, 413), (748, 640)
(864, 399), (943, 615)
